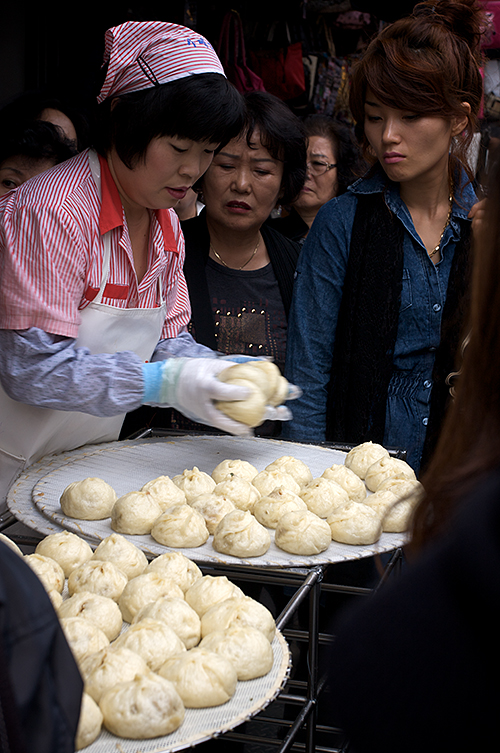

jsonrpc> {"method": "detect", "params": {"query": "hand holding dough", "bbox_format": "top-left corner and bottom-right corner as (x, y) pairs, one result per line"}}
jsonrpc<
(216, 361), (293, 427)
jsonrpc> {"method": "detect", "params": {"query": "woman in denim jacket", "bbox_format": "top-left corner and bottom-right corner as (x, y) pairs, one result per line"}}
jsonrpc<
(283, 0), (485, 473)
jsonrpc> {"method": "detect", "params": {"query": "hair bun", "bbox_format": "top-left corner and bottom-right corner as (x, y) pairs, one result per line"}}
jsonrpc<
(412, 0), (486, 59)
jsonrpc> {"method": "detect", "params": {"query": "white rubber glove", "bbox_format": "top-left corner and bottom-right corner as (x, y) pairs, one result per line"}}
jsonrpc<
(142, 358), (254, 435)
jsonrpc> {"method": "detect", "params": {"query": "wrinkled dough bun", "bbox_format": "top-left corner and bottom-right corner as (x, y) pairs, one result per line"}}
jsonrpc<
(60, 616), (110, 665)
(118, 572), (184, 623)
(213, 475), (260, 512)
(133, 596), (201, 649)
(145, 552), (202, 592)
(200, 625), (273, 680)
(68, 560), (128, 602)
(35, 531), (93, 577)
(321, 464), (367, 503)
(252, 469), (301, 498)
(275, 510), (331, 556)
(365, 456), (416, 492)
(376, 477), (424, 504)
(253, 487), (307, 529)
(327, 500), (383, 545)
(217, 362), (289, 426)
(140, 475), (186, 510)
(60, 477), (117, 520)
(216, 376), (267, 427)
(24, 553), (65, 593)
(185, 575), (245, 617)
(213, 509), (271, 558)
(151, 504), (209, 548)
(344, 442), (390, 479)
(81, 646), (149, 703)
(112, 618), (186, 672)
(159, 648), (237, 707)
(100, 672), (185, 739)
(111, 491), (162, 535)
(211, 459), (258, 484)
(365, 488), (417, 533)
(172, 467), (215, 502)
(58, 591), (123, 641)
(0, 534), (23, 556)
(299, 477), (349, 518)
(201, 595), (276, 643)
(265, 456), (313, 489)
(190, 493), (235, 534)
(75, 692), (103, 750)
(91, 533), (148, 581)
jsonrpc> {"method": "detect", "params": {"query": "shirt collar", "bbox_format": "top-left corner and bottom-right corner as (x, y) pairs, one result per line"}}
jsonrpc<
(97, 153), (179, 254)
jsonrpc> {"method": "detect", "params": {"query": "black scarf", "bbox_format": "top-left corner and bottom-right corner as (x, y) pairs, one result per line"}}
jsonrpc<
(327, 190), (472, 469)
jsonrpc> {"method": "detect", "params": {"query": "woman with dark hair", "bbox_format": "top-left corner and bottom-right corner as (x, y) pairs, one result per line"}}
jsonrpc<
(283, 0), (484, 473)
(326, 154), (500, 753)
(126, 90), (306, 436)
(0, 22), (295, 507)
(271, 114), (362, 243)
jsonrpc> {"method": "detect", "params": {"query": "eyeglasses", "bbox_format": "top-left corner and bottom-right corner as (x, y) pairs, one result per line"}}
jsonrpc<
(307, 160), (337, 177)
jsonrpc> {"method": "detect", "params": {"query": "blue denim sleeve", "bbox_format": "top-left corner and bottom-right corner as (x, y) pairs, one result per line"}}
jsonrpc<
(0, 328), (145, 416)
(282, 195), (355, 442)
(151, 329), (218, 361)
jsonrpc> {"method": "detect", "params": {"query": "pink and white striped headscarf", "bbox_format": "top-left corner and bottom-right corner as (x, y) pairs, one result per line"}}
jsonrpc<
(97, 21), (226, 103)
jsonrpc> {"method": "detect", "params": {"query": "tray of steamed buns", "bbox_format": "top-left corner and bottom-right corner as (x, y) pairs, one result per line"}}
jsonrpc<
(0, 531), (290, 751)
(16, 434), (421, 567)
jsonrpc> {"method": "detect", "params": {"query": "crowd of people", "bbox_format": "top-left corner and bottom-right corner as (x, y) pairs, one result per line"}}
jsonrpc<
(1, 0), (500, 749)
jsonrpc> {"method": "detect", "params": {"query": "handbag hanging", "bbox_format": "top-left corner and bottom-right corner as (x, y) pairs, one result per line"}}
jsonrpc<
(250, 22), (306, 101)
(217, 10), (266, 94)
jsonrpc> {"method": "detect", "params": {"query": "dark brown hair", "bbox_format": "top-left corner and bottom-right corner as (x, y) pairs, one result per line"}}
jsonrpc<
(409, 155), (500, 554)
(349, 0), (485, 179)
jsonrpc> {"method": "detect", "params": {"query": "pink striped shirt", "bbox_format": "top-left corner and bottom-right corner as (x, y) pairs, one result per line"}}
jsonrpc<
(0, 149), (191, 340)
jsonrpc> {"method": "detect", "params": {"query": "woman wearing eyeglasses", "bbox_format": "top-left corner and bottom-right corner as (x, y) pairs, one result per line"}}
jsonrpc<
(283, 0), (484, 474)
(269, 115), (362, 244)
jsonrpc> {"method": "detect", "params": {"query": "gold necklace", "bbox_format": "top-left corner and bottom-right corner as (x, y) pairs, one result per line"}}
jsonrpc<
(428, 190), (453, 259)
(210, 236), (260, 270)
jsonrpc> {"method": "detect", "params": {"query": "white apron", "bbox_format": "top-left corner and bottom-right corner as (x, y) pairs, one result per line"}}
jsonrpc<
(0, 150), (166, 506)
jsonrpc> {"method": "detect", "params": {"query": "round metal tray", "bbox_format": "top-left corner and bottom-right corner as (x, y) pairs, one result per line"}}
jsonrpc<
(8, 435), (407, 566)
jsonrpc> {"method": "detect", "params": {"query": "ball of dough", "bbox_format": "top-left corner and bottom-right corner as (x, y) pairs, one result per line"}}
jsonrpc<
(211, 459), (258, 484)
(321, 464), (367, 504)
(35, 531), (93, 577)
(80, 646), (149, 703)
(59, 616), (110, 665)
(344, 442), (390, 479)
(213, 475), (260, 512)
(133, 597), (201, 649)
(48, 590), (63, 610)
(189, 493), (236, 534)
(200, 625), (274, 680)
(213, 509), (271, 558)
(112, 618), (186, 672)
(159, 648), (237, 708)
(299, 477), (349, 518)
(60, 477), (117, 520)
(68, 559), (128, 602)
(0, 534), (23, 556)
(111, 491), (162, 535)
(185, 575), (245, 617)
(99, 673), (185, 739)
(118, 572), (184, 623)
(365, 456), (416, 492)
(75, 693), (103, 750)
(376, 477), (424, 504)
(253, 488), (307, 529)
(145, 552), (202, 592)
(364, 488), (417, 533)
(24, 553), (65, 593)
(326, 500), (383, 545)
(58, 591), (123, 641)
(275, 510), (331, 556)
(200, 595), (276, 643)
(252, 469), (301, 498)
(91, 533), (148, 581)
(151, 504), (209, 548)
(216, 376), (267, 427)
(140, 475), (186, 510)
(172, 467), (215, 502)
(265, 456), (313, 489)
